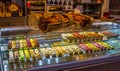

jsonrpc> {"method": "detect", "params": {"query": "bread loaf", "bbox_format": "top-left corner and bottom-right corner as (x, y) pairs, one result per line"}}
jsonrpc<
(28, 13), (42, 30)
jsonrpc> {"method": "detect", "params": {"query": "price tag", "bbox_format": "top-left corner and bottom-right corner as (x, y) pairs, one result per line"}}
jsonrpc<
(44, 43), (49, 47)
(3, 60), (8, 65)
(40, 44), (44, 47)
(1, 46), (8, 51)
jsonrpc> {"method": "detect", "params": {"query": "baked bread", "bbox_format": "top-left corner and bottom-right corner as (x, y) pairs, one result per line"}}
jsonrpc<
(28, 13), (42, 30)
(39, 13), (62, 32)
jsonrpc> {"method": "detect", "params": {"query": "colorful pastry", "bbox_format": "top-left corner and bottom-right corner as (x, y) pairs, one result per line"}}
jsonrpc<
(16, 39), (20, 49)
(34, 49), (42, 60)
(92, 42), (106, 50)
(24, 49), (30, 61)
(40, 48), (50, 58)
(30, 38), (35, 47)
(19, 40), (24, 48)
(34, 38), (39, 47)
(9, 51), (14, 63)
(8, 40), (12, 49)
(29, 49), (36, 61)
(100, 31), (118, 38)
(19, 50), (25, 62)
(12, 40), (16, 49)
(85, 43), (99, 51)
(79, 44), (91, 52)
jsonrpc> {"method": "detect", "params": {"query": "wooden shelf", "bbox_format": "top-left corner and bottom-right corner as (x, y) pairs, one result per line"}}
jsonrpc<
(85, 14), (101, 17)
(77, 2), (103, 5)
(0, 16), (27, 18)
(110, 9), (120, 12)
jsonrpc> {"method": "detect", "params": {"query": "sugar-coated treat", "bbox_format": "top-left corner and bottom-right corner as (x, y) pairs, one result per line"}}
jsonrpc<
(9, 51), (14, 62)
(62, 32), (103, 43)
(86, 43), (99, 51)
(8, 40), (12, 49)
(92, 42), (105, 50)
(19, 50), (25, 62)
(16, 40), (20, 49)
(24, 49), (30, 61)
(34, 38), (39, 47)
(8, 37), (40, 49)
(34, 49), (42, 60)
(29, 49), (36, 60)
(12, 40), (16, 49)
(30, 38), (36, 47)
(79, 44), (91, 51)
(26, 38), (32, 47)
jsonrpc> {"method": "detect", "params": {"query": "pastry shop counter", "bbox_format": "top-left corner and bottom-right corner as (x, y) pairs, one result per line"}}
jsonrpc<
(1, 21), (120, 71)
(1, 34), (120, 71)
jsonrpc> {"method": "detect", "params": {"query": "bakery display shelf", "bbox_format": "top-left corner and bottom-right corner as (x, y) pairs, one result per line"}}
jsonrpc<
(1, 21), (120, 70)
(1, 32), (120, 71)
(110, 9), (120, 12)
(30, 6), (45, 8)
(1, 41), (120, 71)
(0, 16), (27, 18)
(30, 2), (45, 6)
(86, 14), (101, 17)
(30, 9), (45, 11)
(27, 0), (44, 2)
(47, 5), (63, 11)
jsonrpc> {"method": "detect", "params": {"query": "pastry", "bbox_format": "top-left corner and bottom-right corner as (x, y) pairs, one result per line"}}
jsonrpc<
(24, 49), (30, 61)
(34, 38), (39, 47)
(34, 49), (42, 60)
(19, 50), (25, 62)
(29, 49), (36, 61)
(9, 51), (14, 63)
(26, 38), (32, 48)
(30, 38), (35, 47)
(92, 42), (106, 50)
(12, 40), (16, 49)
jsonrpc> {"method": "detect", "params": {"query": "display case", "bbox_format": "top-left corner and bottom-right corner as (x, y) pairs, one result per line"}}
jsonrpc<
(1, 21), (120, 71)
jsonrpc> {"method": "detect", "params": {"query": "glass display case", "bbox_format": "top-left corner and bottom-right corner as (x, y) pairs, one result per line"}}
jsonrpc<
(1, 21), (120, 71)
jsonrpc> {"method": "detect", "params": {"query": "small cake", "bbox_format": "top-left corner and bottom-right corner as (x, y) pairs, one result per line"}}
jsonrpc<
(9, 51), (14, 63)
(100, 31), (118, 38)
(96, 42), (114, 50)
(40, 48), (50, 58)
(12, 40), (16, 49)
(19, 50), (25, 62)
(62, 33), (78, 43)
(29, 49), (36, 61)
(92, 42), (106, 50)
(34, 49), (42, 60)
(26, 38), (32, 48)
(85, 43), (99, 51)
(79, 44), (91, 52)
(24, 49), (30, 61)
